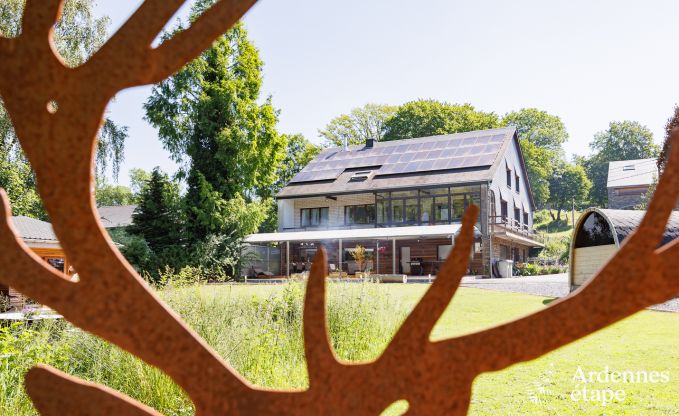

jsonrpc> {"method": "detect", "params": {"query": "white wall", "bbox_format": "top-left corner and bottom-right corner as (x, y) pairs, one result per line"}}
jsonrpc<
(489, 137), (534, 229)
(277, 199), (295, 231)
(278, 193), (376, 229)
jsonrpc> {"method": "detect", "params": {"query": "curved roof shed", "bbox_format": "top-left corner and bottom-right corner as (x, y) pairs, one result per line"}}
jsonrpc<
(569, 208), (679, 288)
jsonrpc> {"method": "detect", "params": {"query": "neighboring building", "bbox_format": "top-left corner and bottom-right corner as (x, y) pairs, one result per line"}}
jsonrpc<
(607, 158), (658, 209)
(98, 205), (137, 229)
(1, 216), (73, 310)
(569, 208), (679, 290)
(245, 127), (544, 278)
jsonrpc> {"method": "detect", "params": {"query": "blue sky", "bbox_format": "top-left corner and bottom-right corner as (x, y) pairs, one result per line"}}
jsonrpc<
(94, 1), (679, 186)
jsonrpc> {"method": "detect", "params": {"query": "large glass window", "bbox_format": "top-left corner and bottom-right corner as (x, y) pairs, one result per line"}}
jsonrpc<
(452, 194), (466, 220)
(345, 204), (376, 225)
(405, 198), (418, 223)
(434, 196), (449, 222)
(420, 197), (432, 223)
(372, 185), (480, 226)
(391, 200), (404, 223)
(300, 207), (329, 227)
(376, 199), (389, 224)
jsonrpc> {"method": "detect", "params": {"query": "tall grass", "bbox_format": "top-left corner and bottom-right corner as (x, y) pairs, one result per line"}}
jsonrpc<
(0, 282), (407, 415)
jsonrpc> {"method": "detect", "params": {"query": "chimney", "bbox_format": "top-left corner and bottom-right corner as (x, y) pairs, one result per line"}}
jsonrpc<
(365, 138), (375, 149)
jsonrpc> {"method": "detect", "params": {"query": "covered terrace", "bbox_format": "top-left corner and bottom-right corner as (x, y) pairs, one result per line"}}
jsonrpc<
(244, 223), (482, 278)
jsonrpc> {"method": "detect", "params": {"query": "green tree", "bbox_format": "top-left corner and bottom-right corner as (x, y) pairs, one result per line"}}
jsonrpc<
(519, 140), (554, 209)
(0, 0), (127, 218)
(129, 168), (152, 200)
(502, 108), (568, 153)
(95, 183), (134, 207)
(584, 121), (660, 206)
(547, 162), (591, 220)
(145, 4), (286, 275)
(382, 100), (500, 141)
(319, 104), (396, 147)
(128, 168), (184, 278)
(502, 108), (569, 208)
(0, 157), (42, 218)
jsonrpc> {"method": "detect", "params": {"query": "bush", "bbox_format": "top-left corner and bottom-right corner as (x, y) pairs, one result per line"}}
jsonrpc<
(514, 263), (567, 276)
(0, 293), (9, 312)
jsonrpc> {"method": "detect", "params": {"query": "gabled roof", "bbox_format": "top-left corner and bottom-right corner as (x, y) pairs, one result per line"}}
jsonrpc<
(607, 158), (657, 188)
(278, 127), (521, 199)
(98, 205), (137, 228)
(11, 216), (58, 242)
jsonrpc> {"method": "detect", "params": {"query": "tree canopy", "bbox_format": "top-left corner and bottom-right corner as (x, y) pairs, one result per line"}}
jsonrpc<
(318, 104), (396, 147)
(502, 108), (568, 153)
(144, 8), (286, 276)
(583, 121), (659, 206)
(547, 162), (591, 220)
(382, 100), (500, 141)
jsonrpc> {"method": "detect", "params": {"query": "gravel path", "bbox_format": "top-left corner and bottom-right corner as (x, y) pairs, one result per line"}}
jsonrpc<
(460, 274), (679, 313)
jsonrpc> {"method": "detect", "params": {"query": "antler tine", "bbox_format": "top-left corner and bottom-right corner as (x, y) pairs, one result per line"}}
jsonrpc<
(82, 0), (257, 91)
(21, 0), (64, 39)
(84, 0), (185, 88)
(26, 365), (159, 416)
(438, 132), (679, 374)
(0, 190), (76, 306)
(382, 205), (478, 359)
(304, 247), (340, 383)
(635, 129), (679, 248)
(145, 0), (258, 85)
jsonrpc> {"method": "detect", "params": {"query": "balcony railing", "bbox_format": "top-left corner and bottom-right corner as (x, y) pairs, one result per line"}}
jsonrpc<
(490, 216), (544, 243)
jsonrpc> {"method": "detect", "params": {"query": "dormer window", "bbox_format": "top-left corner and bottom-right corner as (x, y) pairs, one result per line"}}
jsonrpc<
(622, 165), (635, 171)
(350, 170), (372, 182)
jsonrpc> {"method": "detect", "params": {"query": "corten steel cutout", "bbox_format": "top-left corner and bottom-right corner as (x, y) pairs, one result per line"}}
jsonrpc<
(1, 1), (679, 415)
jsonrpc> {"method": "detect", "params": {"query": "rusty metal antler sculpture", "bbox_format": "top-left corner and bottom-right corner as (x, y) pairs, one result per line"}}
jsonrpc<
(1, 1), (679, 414)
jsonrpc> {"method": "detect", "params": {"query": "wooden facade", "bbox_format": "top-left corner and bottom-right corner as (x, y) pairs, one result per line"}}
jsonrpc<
(0, 220), (73, 311)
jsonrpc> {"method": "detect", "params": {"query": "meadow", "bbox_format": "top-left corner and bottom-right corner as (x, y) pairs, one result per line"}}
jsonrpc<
(1, 283), (678, 415)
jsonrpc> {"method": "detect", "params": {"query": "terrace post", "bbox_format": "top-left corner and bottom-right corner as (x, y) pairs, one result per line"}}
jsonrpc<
(392, 238), (396, 274)
(376, 240), (380, 274)
(286, 241), (290, 277)
(338, 239), (343, 275)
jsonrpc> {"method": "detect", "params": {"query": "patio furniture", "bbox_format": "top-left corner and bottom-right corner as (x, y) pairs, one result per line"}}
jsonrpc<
(252, 268), (274, 277)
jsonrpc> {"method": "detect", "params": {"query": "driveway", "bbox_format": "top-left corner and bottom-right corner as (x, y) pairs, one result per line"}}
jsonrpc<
(460, 273), (679, 312)
(460, 273), (570, 298)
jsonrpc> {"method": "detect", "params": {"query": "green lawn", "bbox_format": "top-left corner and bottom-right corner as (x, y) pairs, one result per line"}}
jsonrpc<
(2, 283), (678, 415)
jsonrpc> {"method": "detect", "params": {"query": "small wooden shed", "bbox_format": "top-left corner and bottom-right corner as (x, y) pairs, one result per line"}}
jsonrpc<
(569, 208), (679, 290)
(0, 216), (72, 310)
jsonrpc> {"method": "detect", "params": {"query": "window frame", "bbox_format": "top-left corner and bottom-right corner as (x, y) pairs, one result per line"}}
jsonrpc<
(300, 207), (329, 228)
(344, 204), (377, 225)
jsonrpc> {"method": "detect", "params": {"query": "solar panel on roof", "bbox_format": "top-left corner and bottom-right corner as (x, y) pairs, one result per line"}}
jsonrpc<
(291, 129), (509, 182)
